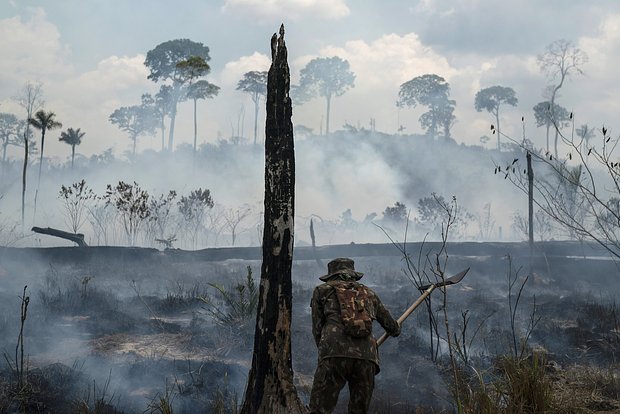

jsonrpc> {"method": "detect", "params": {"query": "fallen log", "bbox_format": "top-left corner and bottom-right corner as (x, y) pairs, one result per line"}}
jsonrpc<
(31, 226), (88, 247)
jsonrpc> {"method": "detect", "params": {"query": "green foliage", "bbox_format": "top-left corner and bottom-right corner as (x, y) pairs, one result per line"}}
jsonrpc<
(199, 266), (258, 330)
(209, 372), (239, 414)
(144, 39), (213, 150)
(144, 39), (211, 84)
(176, 55), (210, 82)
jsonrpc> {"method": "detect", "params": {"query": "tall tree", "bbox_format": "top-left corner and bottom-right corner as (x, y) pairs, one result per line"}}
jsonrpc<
(237, 71), (268, 145)
(29, 109), (62, 223)
(176, 56), (219, 155)
(398, 74), (456, 138)
(144, 39), (211, 151)
(474, 85), (518, 150)
(576, 124), (595, 154)
(538, 39), (587, 157)
(28, 110), (62, 185)
(58, 127), (85, 169)
(0, 113), (21, 164)
(296, 56), (355, 135)
(186, 80), (220, 155)
(153, 86), (174, 151)
(14, 81), (44, 230)
(533, 101), (570, 153)
(240, 25), (306, 414)
(109, 99), (157, 156)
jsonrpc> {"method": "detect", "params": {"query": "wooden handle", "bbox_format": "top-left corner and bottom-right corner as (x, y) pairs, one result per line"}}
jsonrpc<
(376, 285), (436, 347)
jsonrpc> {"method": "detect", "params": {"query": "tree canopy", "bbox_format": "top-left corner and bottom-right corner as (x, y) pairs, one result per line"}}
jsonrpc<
(532, 101), (570, 153)
(296, 56), (355, 135)
(0, 113), (21, 162)
(144, 39), (211, 83)
(237, 71), (268, 145)
(538, 39), (587, 157)
(109, 101), (157, 156)
(398, 74), (456, 138)
(144, 39), (212, 150)
(59, 127), (86, 168)
(29, 109), (62, 188)
(474, 85), (518, 150)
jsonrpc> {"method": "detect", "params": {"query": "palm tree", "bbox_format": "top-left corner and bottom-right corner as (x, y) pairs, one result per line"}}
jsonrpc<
(28, 110), (62, 184)
(59, 127), (85, 169)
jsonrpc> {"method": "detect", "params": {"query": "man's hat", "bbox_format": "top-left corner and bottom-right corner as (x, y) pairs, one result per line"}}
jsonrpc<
(319, 258), (364, 281)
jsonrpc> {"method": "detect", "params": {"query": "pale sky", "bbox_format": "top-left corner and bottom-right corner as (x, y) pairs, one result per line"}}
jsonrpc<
(1, 0), (619, 160)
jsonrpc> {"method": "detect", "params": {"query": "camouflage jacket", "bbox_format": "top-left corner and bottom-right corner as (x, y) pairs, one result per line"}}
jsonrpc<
(311, 277), (400, 366)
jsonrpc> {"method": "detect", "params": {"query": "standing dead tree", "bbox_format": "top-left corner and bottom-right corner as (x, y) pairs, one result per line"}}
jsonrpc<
(240, 25), (307, 414)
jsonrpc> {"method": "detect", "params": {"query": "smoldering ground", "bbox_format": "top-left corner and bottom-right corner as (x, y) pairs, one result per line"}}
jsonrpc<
(0, 130), (526, 249)
(1, 125), (619, 412)
(1, 238), (620, 412)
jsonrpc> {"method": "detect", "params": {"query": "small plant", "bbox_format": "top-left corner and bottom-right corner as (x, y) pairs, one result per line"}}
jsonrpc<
(15, 285), (30, 390)
(73, 372), (120, 414)
(147, 190), (177, 244)
(145, 379), (176, 414)
(198, 266), (258, 347)
(209, 375), (239, 414)
(178, 188), (214, 248)
(506, 255), (541, 359)
(104, 181), (150, 246)
(59, 180), (95, 234)
(495, 353), (553, 413)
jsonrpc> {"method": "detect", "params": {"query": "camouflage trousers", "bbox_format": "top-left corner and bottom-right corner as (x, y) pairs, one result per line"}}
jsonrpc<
(308, 357), (376, 414)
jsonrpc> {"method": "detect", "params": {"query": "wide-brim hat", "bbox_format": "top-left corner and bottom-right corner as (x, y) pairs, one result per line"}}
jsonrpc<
(319, 258), (364, 281)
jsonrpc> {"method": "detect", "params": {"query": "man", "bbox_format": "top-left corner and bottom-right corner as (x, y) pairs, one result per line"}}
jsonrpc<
(309, 257), (401, 414)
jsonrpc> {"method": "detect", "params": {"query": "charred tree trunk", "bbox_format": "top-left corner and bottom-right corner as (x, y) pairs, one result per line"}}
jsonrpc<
(310, 218), (323, 268)
(527, 151), (534, 270)
(21, 132), (28, 231)
(32, 226), (88, 247)
(240, 25), (307, 414)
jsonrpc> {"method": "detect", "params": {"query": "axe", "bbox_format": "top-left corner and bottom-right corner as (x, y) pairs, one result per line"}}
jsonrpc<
(377, 267), (470, 347)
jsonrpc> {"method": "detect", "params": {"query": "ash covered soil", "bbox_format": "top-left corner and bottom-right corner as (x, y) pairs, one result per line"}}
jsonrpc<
(1, 243), (620, 413)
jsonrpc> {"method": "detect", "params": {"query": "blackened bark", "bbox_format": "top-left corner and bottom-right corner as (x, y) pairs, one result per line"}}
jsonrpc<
(32, 226), (88, 247)
(527, 151), (534, 267)
(21, 133), (28, 231)
(241, 25), (307, 414)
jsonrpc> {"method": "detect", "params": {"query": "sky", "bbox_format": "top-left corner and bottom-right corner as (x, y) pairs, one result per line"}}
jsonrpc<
(1, 0), (620, 160)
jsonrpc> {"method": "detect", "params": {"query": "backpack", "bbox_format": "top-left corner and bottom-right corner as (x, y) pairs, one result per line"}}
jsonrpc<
(327, 281), (373, 338)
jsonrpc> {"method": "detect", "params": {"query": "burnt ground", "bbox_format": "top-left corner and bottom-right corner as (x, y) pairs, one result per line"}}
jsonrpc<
(1, 242), (620, 413)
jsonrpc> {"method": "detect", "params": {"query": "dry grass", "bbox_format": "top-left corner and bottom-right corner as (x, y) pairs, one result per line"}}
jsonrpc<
(552, 364), (620, 413)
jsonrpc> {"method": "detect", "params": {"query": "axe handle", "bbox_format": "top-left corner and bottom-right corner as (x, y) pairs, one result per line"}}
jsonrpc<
(377, 285), (436, 347)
